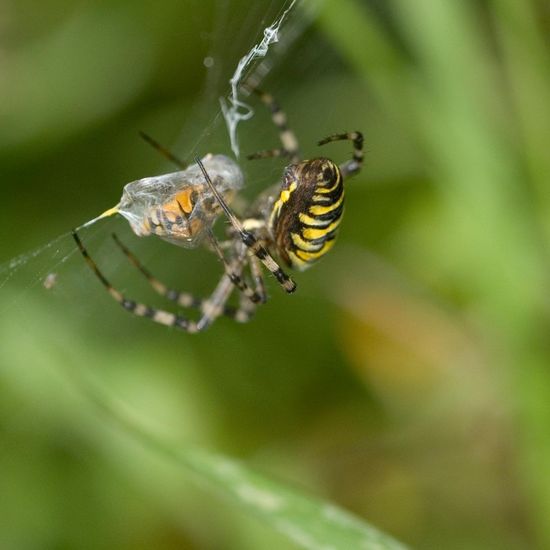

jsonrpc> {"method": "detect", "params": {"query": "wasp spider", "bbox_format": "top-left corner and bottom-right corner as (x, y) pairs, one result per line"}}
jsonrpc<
(73, 90), (364, 333)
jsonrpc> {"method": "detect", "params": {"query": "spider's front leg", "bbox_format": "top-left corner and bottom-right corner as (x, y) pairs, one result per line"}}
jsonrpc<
(318, 131), (364, 178)
(195, 157), (296, 294)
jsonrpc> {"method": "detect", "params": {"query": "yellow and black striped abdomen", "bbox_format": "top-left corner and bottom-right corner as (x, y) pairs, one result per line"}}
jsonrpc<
(270, 158), (344, 271)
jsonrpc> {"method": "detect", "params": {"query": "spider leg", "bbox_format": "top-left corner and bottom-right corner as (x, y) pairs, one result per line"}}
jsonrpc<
(194, 272), (235, 332)
(318, 131), (364, 178)
(111, 232), (241, 318)
(247, 148), (292, 161)
(73, 229), (237, 333)
(233, 288), (258, 323)
(221, 251), (269, 324)
(225, 246), (269, 322)
(249, 253), (267, 303)
(246, 88), (300, 163)
(139, 131), (187, 169)
(196, 246), (266, 328)
(206, 230), (266, 304)
(195, 157), (297, 294)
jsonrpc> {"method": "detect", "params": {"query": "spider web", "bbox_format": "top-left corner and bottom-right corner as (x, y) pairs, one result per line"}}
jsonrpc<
(0, 0), (316, 320)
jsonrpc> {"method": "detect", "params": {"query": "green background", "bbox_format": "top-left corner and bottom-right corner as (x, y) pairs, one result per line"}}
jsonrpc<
(2, 0), (550, 548)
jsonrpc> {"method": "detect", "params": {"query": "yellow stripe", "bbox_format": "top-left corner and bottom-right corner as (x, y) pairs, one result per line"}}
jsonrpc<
(312, 194), (332, 203)
(302, 218), (341, 240)
(315, 171), (341, 194)
(309, 193), (344, 215)
(280, 181), (297, 203)
(269, 201), (283, 229)
(291, 232), (322, 252)
(296, 239), (335, 261)
(98, 205), (119, 219)
(269, 181), (297, 229)
(299, 212), (330, 226)
(174, 188), (195, 214)
(287, 250), (309, 271)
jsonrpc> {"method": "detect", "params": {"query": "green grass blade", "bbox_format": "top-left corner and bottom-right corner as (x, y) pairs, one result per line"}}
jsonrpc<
(67, 361), (408, 550)
(315, 0), (550, 546)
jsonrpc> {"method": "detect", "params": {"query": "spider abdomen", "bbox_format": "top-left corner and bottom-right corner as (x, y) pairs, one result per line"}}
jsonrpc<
(270, 158), (344, 271)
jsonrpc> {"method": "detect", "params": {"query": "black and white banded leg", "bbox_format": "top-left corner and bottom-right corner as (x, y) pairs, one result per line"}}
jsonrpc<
(248, 253), (267, 304)
(111, 232), (245, 319)
(206, 230), (266, 304)
(246, 89), (301, 163)
(73, 230), (246, 332)
(139, 131), (187, 169)
(195, 157), (297, 294)
(318, 131), (364, 178)
(225, 248), (269, 323)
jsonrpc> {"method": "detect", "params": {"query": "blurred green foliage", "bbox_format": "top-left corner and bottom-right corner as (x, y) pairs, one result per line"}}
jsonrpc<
(2, 0), (550, 548)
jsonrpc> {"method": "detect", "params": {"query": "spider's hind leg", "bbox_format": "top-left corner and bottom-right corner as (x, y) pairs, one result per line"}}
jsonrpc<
(111, 232), (240, 317)
(73, 229), (236, 332)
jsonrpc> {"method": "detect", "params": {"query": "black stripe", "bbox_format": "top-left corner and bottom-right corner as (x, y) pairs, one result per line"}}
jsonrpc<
(160, 210), (173, 231)
(241, 231), (256, 247)
(190, 296), (202, 308)
(223, 304), (238, 318)
(300, 213), (341, 230)
(292, 240), (324, 254)
(309, 204), (344, 224)
(315, 185), (343, 202)
(273, 268), (288, 284)
(122, 299), (136, 311)
(90, 265), (112, 289)
(173, 316), (189, 329)
(303, 230), (339, 247)
(228, 273), (242, 286)
(247, 292), (262, 304)
(166, 289), (179, 301)
(143, 307), (156, 318)
(266, 98), (279, 114)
